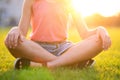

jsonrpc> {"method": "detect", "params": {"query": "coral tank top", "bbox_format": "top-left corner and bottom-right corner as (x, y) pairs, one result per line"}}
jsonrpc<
(30, 0), (69, 42)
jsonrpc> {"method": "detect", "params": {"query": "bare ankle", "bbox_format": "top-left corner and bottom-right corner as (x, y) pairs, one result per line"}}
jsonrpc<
(30, 61), (42, 67)
(42, 62), (47, 67)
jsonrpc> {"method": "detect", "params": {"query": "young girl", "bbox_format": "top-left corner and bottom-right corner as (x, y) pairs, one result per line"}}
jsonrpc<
(4, 0), (111, 69)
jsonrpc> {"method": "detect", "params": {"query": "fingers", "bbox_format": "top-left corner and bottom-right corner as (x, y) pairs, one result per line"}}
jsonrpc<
(97, 27), (111, 51)
(5, 34), (11, 48)
(19, 34), (24, 43)
(12, 33), (20, 48)
(5, 28), (22, 49)
(9, 33), (15, 48)
(5, 33), (18, 49)
(96, 29), (100, 42)
(11, 34), (24, 48)
(103, 36), (111, 50)
(13, 34), (18, 47)
(101, 34), (111, 51)
(9, 34), (14, 48)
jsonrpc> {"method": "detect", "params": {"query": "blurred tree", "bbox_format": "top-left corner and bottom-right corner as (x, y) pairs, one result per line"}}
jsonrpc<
(85, 13), (120, 27)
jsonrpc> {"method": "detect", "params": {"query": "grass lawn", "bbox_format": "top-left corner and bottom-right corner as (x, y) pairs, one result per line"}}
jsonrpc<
(0, 27), (120, 80)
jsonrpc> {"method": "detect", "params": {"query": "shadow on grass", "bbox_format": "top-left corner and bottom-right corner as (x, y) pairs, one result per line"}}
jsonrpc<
(52, 67), (102, 80)
(0, 67), (102, 80)
(0, 68), (54, 80)
(1, 65), (119, 80)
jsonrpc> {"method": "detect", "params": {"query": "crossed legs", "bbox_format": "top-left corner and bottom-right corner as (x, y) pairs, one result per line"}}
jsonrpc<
(48, 35), (103, 68)
(5, 34), (103, 69)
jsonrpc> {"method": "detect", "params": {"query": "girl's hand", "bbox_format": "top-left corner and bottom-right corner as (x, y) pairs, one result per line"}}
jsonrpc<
(97, 26), (111, 50)
(5, 27), (24, 49)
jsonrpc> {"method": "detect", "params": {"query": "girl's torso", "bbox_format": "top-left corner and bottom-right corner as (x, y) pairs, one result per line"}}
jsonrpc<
(30, 0), (69, 42)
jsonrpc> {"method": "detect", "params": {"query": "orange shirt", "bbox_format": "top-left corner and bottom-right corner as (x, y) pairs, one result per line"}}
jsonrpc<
(30, 0), (68, 42)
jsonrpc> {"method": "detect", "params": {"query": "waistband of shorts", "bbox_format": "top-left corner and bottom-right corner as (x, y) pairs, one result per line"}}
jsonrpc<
(34, 41), (66, 45)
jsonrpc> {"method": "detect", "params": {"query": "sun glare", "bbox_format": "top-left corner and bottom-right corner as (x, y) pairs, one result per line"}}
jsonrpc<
(72, 0), (120, 17)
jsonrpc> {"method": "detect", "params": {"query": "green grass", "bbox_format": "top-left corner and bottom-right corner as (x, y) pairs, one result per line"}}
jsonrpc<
(0, 27), (120, 80)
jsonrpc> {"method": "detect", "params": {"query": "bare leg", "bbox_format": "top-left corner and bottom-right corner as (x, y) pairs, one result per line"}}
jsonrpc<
(5, 37), (57, 63)
(47, 35), (103, 68)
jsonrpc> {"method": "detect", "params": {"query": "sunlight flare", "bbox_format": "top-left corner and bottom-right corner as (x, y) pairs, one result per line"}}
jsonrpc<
(72, 0), (120, 17)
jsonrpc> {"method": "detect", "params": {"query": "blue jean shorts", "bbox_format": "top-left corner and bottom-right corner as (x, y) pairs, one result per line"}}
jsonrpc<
(35, 41), (73, 56)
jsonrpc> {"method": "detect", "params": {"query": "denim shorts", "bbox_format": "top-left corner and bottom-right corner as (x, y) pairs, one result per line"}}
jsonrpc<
(35, 41), (73, 56)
